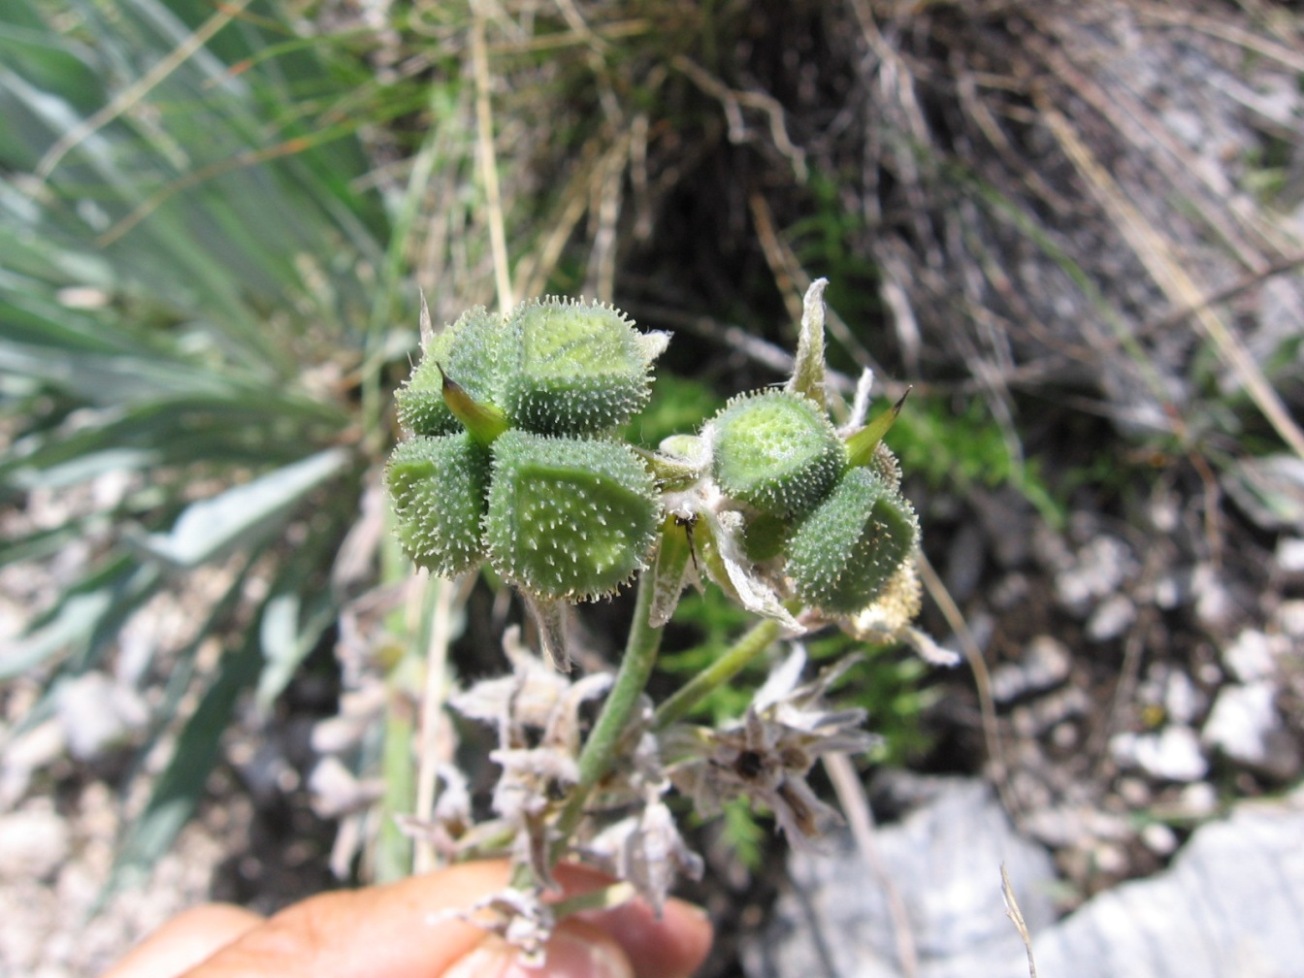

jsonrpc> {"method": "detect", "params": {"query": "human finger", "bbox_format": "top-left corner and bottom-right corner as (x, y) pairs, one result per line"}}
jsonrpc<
(108, 859), (711, 978)
(550, 864), (713, 978)
(101, 904), (263, 978)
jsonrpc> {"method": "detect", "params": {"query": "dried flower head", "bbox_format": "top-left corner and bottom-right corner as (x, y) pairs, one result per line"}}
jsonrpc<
(666, 647), (877, 844)
(450, 627), (614, 886)
(582, 796), (703, 915)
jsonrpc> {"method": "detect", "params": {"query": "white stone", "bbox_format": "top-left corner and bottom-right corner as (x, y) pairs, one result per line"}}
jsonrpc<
(1161, 670), (1206, 726)
(1175, 782), (1220, 819)
(55, 672), (148, 761)
(1110, 726), (1208, 782)
(1222, 629), (1277, 683)
(1192, 564), (1236, 629)
(1140, 822), (1178, 856)
(990, 636), (1072, 703)
(0, 805), (70, 881)
(1086, 594), (1136, 642)
(1276, 537), (1304, 576)
(1276, 600), (1304, 639)
(1203, 682), (1301, 781)
(1055, 536), (1137, 614)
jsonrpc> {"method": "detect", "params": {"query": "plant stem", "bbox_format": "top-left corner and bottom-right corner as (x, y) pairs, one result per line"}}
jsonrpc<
(654, 616), (783, 729)
(552, 566), (664, 849)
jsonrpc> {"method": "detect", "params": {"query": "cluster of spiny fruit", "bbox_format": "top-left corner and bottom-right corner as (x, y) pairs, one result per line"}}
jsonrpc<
(385, 295), (918, 619)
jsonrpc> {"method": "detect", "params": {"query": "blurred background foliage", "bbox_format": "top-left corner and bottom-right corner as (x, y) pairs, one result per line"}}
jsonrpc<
(3, 0), (1303, 919)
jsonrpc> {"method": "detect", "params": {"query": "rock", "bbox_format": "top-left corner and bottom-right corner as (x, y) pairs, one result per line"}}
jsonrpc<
(1033, 798), (1304, 978)
(990, 636), (1073, 704)
(0, 719), (64, 809)
(1085, 593), (1135, 642)
(743, 777), (1058, 978)
(748, 783), (1304, 978)
(1202, 682), (1301, 781)
(1021, 804), (1131, 851)
(1221, 629), (1279, 683)
(1138, 666), (1206, 726)
(1139, 821), (1178, 857)
(1275, 536), (1304, 580)
(1276, 599), (1304, 639)
(1191, 563), (1237, 630)
(1222, 454), (1304, 531)
(1109, 726), (1208, 782)
(0, 804), (70, 881)
(55, 672), (147, 761)
(1053, 536), (1137, 617)
(1011, 685), (1090, 739)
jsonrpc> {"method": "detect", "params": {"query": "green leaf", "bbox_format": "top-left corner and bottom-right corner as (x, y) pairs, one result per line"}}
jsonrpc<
(137, 448), (351, 568)
(103, 630), (262, 903)
(784, 278), (830, 408)
(255, 592), (334, 711)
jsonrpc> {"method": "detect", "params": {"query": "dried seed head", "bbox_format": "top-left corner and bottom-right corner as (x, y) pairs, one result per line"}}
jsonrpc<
(384, 432), (491, 575)
(395, 307), (505, 436)
(500, 297), (667, 436)
(785, 467), (919, 614)
(483, 430), (661, 601)
(709, 391), (846, 517)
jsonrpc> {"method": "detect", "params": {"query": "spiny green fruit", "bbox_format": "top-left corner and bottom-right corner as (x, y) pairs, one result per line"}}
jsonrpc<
(385, 433), (492, 575)
(395, 307), (505, 436)
(500, 297), (666, 436)
(484, 430), (661, 601)
(785, 467), (918, 614)
(861, 440), (903, 492)
(709, 391), (846, 517)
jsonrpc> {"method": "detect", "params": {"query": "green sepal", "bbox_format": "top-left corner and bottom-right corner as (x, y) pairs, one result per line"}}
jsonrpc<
(440, 368), (510, 446)
(709, 390), (846, 517)
(484, 430), (662, 602)
(846, 390), (909, 469)
(784, 278), (830, 408)
(785, 467), (918, 614)
(384, 432), (492, 576)
(501, 297), (668, 436)
(636, 440), (709, 493)
(648, 515), (699, 627)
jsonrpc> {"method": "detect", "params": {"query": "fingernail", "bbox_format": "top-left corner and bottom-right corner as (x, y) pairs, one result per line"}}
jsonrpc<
(443, 941), (514, 978)
(501, 931), (632, 978)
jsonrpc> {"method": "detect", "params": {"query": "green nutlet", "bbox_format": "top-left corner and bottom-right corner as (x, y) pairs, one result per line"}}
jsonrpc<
(484, 430), (661, 601)
(709, 391), (846, 517)
(785, 467), (919, 614)
(385, 432), (492, 575)
(500, 297), (667, 436)
(395, 307), (505, 436)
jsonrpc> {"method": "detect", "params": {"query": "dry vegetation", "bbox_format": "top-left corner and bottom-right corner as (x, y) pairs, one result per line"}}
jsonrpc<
(3, 1), (1303, 976)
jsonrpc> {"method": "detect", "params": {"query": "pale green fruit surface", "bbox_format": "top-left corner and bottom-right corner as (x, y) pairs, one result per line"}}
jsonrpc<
(501, 298), (656, 436)
(710, 391), (846, 517)
(786, 466), (918, 614)
(385, 433), (491, 575)
(484, 430), (661, 601)
(395, 307), (505, 435)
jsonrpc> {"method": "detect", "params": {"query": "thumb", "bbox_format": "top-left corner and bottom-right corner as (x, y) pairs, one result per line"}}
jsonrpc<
(443, 922), (632, 978)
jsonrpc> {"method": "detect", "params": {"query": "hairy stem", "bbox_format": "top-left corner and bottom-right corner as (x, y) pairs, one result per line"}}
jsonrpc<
(654, 616), (783, 729)
(551, 564), (664, 854)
